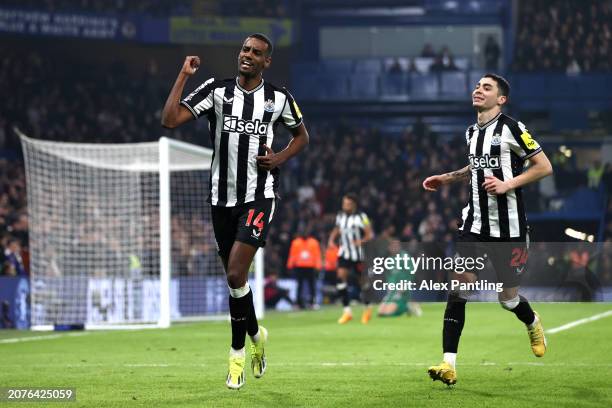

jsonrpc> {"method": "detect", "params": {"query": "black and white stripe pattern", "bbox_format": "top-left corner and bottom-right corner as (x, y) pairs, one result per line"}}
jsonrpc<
(336, 212), (370, 261)
(181, 77), (303, 207)
(460, 112), (542, 238)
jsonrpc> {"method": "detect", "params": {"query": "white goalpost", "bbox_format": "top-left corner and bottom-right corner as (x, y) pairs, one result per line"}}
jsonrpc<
(20, 133), (264, 330)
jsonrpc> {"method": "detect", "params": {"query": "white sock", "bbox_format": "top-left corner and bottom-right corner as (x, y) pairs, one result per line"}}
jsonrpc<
(343, 306), (352, 314)
(527, 314), (538, 329)
(443, 352), (457, 369)
(250, 329), (260, 343)
(230, 347), (245, 357)
(228, 283), (250, 298)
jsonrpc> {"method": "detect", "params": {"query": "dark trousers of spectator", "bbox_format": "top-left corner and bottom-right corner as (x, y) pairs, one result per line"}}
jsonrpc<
(295, 267), (316, 308)
(265, 290), (294, 309)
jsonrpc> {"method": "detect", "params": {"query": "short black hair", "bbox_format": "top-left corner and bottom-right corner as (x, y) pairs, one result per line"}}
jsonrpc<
(344, 193), (358, 205)
(483, 73), (510, 98)
(246, 33), (273, 56)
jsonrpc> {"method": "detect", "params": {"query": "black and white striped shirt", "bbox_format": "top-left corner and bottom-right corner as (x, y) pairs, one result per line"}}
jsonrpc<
(460, 112), (542, 238)
(336, 211), (371, 261)
(181, 77), (303, 207)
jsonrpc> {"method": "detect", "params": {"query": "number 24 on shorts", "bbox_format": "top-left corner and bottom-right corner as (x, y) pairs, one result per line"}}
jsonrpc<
(510, 247), (528, 267)
(246, 209), (265, 231)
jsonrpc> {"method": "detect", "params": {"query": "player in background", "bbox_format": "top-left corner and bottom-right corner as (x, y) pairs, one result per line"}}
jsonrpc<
(422, 74), (553, 386)
(328, 193), (373, 324)
(161, 33), (309, 389)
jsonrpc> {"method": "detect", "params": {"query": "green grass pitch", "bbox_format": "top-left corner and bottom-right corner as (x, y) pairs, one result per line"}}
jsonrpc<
(1, 302), (611, 407)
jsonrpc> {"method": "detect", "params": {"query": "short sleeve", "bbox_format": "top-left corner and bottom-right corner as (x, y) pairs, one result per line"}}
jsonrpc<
(505, 120), (542, 160)
(361, 213), (371, 227)
(280, 89), (303, 129)
(180, 77), (216, 119)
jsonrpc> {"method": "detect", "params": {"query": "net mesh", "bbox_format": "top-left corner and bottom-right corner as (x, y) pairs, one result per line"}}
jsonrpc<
(20, 136), (227, 327)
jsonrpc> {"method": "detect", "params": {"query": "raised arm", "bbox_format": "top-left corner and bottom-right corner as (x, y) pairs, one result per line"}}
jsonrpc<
(422, 165), (471, 192)
(161, 56), (200, 129)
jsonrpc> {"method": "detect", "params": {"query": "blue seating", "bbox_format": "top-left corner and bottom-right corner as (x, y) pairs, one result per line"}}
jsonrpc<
(354, 59), (382, 74)
(291, 73), (320, 100)
(516, 75), (549, 100)
(292, 62), (321, 78)
(320, 59), (354, 75)
(576, 74), (608, 99)
(380, 73), (407, 96)
(318, 74), (350, 100)
(409, 73), (439, 99)
(440, 72), (467, 96)
(349, 74), (379, 99)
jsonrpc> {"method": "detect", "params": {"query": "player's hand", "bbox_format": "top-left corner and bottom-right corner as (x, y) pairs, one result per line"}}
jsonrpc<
(181, 56), (200, 76)
(422, 175), (445, 191)
(483, 175), (510, 195)
(256, 145), (282, 171)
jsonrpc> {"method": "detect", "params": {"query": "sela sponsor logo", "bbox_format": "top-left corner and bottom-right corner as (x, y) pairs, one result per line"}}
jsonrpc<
(469, 154), (501, 170)
(223, 115), (269, 136)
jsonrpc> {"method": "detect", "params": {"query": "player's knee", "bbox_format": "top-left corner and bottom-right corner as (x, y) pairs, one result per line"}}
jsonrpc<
(226, 270), (246, 289)
(499, 296), (520, 311)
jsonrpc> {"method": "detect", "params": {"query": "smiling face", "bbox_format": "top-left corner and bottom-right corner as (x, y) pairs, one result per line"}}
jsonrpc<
(237, 37), (271, 78)
(472, 76), (507, 111)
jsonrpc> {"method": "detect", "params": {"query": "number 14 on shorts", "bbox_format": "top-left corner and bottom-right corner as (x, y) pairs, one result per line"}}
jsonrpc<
(246, 209), (265, 231)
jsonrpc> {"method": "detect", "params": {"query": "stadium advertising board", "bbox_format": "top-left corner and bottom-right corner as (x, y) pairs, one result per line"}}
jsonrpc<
(0, 277), (29, 329)
(169, 16), (293, 46)
(0, 8), (141, 41)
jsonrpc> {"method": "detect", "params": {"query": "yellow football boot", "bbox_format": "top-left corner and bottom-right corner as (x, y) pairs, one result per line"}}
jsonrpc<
(338, 311), (353, 324)
(428, 361), (457, 386)
(527, 311), (547, 357)
(250, 326), (268, 378)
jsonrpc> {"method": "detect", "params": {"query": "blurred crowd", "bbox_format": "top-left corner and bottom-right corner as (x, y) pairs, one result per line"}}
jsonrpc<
(2, 42), (612, 292)
(513, 0), (612, 73)
(0, 49), (178, 150)
(0, 161), (29, 277)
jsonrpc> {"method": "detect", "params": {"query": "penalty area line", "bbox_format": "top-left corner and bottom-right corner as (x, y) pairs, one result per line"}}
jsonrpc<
(546, 309), (612, 334)
(0, 332), (90, 344)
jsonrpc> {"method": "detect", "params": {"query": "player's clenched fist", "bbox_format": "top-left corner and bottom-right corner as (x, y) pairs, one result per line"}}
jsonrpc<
(181, 56), (200, 75)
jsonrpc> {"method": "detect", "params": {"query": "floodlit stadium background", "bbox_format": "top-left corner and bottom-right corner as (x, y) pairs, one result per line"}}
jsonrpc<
(0, 1), (612, 406)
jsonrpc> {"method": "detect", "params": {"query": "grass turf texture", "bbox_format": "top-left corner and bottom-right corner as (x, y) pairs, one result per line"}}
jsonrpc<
(1, 303), (611, 407)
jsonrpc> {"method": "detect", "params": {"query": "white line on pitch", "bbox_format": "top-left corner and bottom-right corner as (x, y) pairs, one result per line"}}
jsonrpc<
(3, 362), (612, 368)
(546, 310), (612, 334)
(0, 332), (90, 344)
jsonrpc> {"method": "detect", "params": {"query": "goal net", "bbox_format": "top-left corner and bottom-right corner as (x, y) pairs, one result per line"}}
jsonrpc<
(20, 134), (264, 330)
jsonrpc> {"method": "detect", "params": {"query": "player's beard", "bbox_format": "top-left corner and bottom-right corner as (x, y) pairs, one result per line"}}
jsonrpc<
(238, 64), (261, 79)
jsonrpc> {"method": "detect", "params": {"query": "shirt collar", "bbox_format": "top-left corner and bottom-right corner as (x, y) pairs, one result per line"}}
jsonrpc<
(235, 77), (264, 94)
(476, 111), (502, 130)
